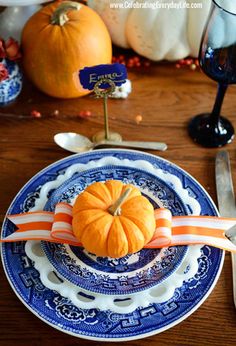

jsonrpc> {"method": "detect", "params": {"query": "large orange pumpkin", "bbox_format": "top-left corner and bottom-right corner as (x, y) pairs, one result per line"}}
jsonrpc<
(72, 180), (156, 258)
(21, 1), (112, 98)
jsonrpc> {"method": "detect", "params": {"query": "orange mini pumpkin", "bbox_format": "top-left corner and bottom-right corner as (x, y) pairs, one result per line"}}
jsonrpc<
(21, 1), (112, 98)
(72, 180), (156, 258)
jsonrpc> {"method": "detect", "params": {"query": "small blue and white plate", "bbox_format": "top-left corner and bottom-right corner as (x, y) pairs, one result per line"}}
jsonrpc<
(42, 164), (191, 296)
(1, 150), (223, 341)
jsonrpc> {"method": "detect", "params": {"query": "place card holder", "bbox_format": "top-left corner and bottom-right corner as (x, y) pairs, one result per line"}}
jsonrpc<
(79, 63), (127, 142)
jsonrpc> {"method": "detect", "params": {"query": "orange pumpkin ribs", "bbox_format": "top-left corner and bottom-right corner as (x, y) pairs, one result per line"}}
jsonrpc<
(72, 180), (156, 258)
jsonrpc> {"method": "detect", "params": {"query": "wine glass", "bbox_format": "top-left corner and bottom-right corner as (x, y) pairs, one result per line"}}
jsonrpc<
(188, 0), (236, 147)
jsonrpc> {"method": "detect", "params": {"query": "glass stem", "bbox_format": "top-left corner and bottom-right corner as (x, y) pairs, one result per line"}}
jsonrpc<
(211, 83), (228, 124)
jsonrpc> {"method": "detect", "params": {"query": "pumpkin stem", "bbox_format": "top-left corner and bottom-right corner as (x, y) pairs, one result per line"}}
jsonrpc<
(108, 187), (132, 216)
(51, 1), (82, 26)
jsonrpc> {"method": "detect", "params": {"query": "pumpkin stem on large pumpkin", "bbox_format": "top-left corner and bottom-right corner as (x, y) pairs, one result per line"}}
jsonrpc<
(51, 1), (82, 26)
(108, 187), (132, 216)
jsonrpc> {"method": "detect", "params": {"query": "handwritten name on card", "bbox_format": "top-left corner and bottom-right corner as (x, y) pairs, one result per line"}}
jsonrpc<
(79, 63), (127, 90)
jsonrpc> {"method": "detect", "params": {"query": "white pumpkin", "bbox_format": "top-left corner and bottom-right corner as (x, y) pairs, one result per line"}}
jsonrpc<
(87, 0), (212, 61)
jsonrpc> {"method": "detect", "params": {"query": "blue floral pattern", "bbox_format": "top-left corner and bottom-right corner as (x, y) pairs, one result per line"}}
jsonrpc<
(0, 59), (22, 105)
(42, 165), (188, 295)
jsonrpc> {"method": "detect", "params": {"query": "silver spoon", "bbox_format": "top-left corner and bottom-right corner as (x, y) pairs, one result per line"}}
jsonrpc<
(54, 132), (167, 153)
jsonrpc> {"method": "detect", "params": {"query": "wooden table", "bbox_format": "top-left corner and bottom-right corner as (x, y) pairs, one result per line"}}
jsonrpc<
(0, 62), (236, 345)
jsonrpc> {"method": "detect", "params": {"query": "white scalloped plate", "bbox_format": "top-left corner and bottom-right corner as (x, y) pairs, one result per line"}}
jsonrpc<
(1, 150), (224, 341)
(22, 155), (203, 313)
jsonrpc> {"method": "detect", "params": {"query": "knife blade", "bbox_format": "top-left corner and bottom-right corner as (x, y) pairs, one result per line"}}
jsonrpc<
(215, 150), (236, 308)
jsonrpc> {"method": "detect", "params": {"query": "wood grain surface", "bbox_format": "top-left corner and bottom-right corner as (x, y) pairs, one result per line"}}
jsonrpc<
(1, 62), (236, 345)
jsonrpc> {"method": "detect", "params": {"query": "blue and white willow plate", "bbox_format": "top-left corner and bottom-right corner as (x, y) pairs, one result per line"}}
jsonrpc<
(1, 150), (223, 341)
(24, 157), (202, 314)
(42, 165), (191, 296)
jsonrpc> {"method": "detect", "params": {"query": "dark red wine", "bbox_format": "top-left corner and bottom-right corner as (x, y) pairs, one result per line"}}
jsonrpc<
(200, 44), (236, 84)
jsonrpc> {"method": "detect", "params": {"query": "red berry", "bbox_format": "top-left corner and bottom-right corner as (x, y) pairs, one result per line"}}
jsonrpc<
(133, 56), (140, 63)
(79, 110), (92, 118)
(31, 110), (41, 118)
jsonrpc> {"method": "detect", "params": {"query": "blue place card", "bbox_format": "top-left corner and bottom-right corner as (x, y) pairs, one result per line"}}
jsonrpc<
(79, 63), (127, 90)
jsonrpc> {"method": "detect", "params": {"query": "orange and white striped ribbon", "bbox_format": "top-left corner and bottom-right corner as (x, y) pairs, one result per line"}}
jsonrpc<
(1, 204), (236, 253)
(4, 203), (81, 246)
(145, 209), (236, 252)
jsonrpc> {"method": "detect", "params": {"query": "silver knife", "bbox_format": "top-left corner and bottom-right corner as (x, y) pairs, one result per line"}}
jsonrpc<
(215, 150), (236, 308)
